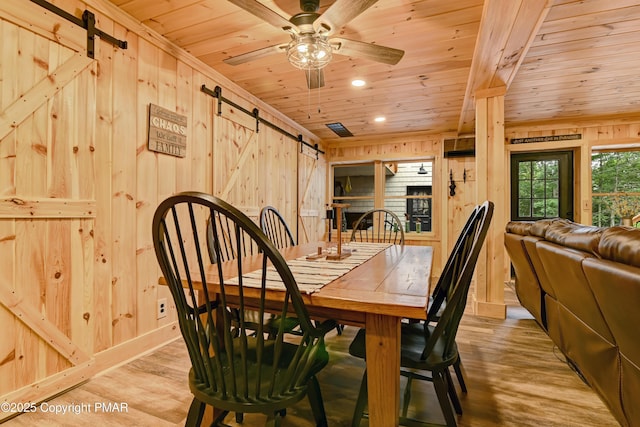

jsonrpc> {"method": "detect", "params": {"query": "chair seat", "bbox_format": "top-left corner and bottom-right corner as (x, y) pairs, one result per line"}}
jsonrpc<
(190, 337), (329, 414)
(348, 324), (459, 371)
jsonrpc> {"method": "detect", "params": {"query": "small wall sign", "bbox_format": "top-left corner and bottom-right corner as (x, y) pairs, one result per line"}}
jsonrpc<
(510, 134), (581, 144)
(148, 104), (187, 157)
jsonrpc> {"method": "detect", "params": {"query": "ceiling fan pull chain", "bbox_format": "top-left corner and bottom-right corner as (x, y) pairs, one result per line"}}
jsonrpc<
(317, 75), (321, 113)
(307, 69), (312, 119)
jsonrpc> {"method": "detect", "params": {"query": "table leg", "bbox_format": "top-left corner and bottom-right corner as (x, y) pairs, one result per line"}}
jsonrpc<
(365, 313), (401, 426)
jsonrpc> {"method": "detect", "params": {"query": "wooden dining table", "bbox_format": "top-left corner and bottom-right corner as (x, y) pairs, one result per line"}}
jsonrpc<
(297, 242), (432, 427)
(164, 241), (433, 426)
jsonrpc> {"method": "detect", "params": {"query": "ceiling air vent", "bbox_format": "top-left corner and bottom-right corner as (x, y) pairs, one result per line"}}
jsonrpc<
(326, 122), (353, 137)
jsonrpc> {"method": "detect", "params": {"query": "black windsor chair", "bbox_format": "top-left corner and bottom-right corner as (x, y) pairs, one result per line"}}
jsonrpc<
(348, 201), (494, 427)
(260, 206), (296, 249)
(349, 208), (405, 245)
(153, 191), (334, 427)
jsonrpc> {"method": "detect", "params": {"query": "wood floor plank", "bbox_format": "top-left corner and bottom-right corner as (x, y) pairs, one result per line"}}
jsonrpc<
(2, 287), (619, 426)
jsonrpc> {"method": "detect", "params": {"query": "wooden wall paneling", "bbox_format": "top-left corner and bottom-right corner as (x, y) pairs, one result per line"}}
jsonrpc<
(46, 72), (75, 374)
(0, 13), (17, 382)
(0, 222), (16, 396)
(70, 62), (96, 355)
(166, 59), (195, 323)
(11, 21), (46, 386)
(0, 51), (90, 143)
(258, 125), (296, 227)
(0, 18), (15, 383)
(176, 60), (193, 192)
(0, 130), (16, 196)
(0, 278), (90, 366)
(111, 22), (138, 345)
(0, 0), (85, 54)
(14, 219), (42, 386)
(213, 105), (259, 215)
(0, 19), (18, 112)
(157, 49), (177, 202)
(92, 17), (114, 353)
(191, 72), (213, 193)
(297, 145), (325, 244)
(574, 143), (590, 225)
(135, 37), (160, 336)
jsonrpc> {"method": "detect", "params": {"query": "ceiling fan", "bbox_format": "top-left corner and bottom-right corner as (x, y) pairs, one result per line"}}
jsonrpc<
(224, 0), (405, 89)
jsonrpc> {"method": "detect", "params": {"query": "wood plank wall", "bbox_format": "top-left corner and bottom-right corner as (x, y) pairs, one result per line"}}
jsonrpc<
(0, 0), (322, 413)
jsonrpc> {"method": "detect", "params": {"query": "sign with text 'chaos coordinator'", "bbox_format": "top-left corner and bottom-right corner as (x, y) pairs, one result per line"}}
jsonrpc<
(148, 104), (187, 157)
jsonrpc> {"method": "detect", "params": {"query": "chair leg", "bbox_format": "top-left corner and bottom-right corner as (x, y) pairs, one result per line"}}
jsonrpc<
(453, 357), (467, 393)
(433, 370), (458, 427)
(185, 398), (205, 427)
(351, 370), (368, 427)
(307, 376), (328, 427)
(235, 412), (244, 423)
(444, 368), (463, 415)
(401, 375), (413, 418)
(266, 412), (283, 427)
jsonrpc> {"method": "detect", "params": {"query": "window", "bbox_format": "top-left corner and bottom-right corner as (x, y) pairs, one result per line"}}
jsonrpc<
(332, 160), (434, 233)
(406, 186), (432, 231)
(592, 149), (640, 226)
(510, 151), (573, 221)
(333, 163), (375, 230)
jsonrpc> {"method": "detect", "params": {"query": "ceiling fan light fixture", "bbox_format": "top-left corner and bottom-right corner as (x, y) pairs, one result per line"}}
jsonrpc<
(287, 35), (333, 70)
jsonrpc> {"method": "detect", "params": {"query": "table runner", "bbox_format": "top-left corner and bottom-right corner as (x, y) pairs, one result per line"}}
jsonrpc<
(226, 242), (392, 294)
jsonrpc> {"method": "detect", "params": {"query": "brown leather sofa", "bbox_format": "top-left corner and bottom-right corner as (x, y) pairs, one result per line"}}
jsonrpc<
(505, 219), (640, 427)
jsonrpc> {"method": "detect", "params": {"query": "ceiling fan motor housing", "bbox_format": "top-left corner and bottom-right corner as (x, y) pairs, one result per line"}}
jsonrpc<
(300, 0), (319, 13)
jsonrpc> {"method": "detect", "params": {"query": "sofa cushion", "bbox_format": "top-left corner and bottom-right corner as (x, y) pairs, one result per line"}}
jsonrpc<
(598, 226), (640, 268)
(544, 222), (602, 257)
(529, 218), (570, 237)
(505, 221), (533, 235)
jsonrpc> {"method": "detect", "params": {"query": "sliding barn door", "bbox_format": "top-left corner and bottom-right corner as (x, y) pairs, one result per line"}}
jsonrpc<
(211, 104), (298, 228)
(298, 146), (326, 244)
(0, 1), (97, 405)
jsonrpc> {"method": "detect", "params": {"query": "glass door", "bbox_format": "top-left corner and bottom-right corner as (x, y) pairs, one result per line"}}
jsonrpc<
(510, 151), (574, 221)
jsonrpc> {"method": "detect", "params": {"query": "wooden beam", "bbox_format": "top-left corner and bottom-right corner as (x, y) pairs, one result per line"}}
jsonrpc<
(458, 0), (553, 134)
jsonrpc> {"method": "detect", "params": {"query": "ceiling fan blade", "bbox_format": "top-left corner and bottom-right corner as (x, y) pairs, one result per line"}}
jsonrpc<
(227, 0), (294, 31)
(223, 44), (288, 66)
(314, 0), (379, 35)
(305, 68), (325, 89)
(331, 37), (404, 65)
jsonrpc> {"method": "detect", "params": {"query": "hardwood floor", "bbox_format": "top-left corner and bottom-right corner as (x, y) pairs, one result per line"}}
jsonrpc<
(3, 287), (619, 426)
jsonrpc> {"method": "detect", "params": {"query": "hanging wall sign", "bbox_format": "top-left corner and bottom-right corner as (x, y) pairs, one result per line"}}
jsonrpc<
(510, 134), (581, 144)
(148, 104), (187, 157)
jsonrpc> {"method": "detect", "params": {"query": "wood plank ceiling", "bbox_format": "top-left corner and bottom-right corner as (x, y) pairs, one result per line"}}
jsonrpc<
(107, 0), (640, 140)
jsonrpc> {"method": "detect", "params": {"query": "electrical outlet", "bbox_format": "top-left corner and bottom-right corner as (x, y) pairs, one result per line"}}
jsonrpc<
(157, 298), (168, 319)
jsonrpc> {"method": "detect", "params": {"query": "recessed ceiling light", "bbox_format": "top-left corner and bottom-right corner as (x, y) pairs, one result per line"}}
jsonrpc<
(351, 79), (366, 87)
(374, 116), (386, 123)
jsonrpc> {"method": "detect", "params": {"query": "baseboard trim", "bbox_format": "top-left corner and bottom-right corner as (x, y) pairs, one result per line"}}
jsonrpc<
(475, 301), (507, 319)
(93, 322), (181, 375)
